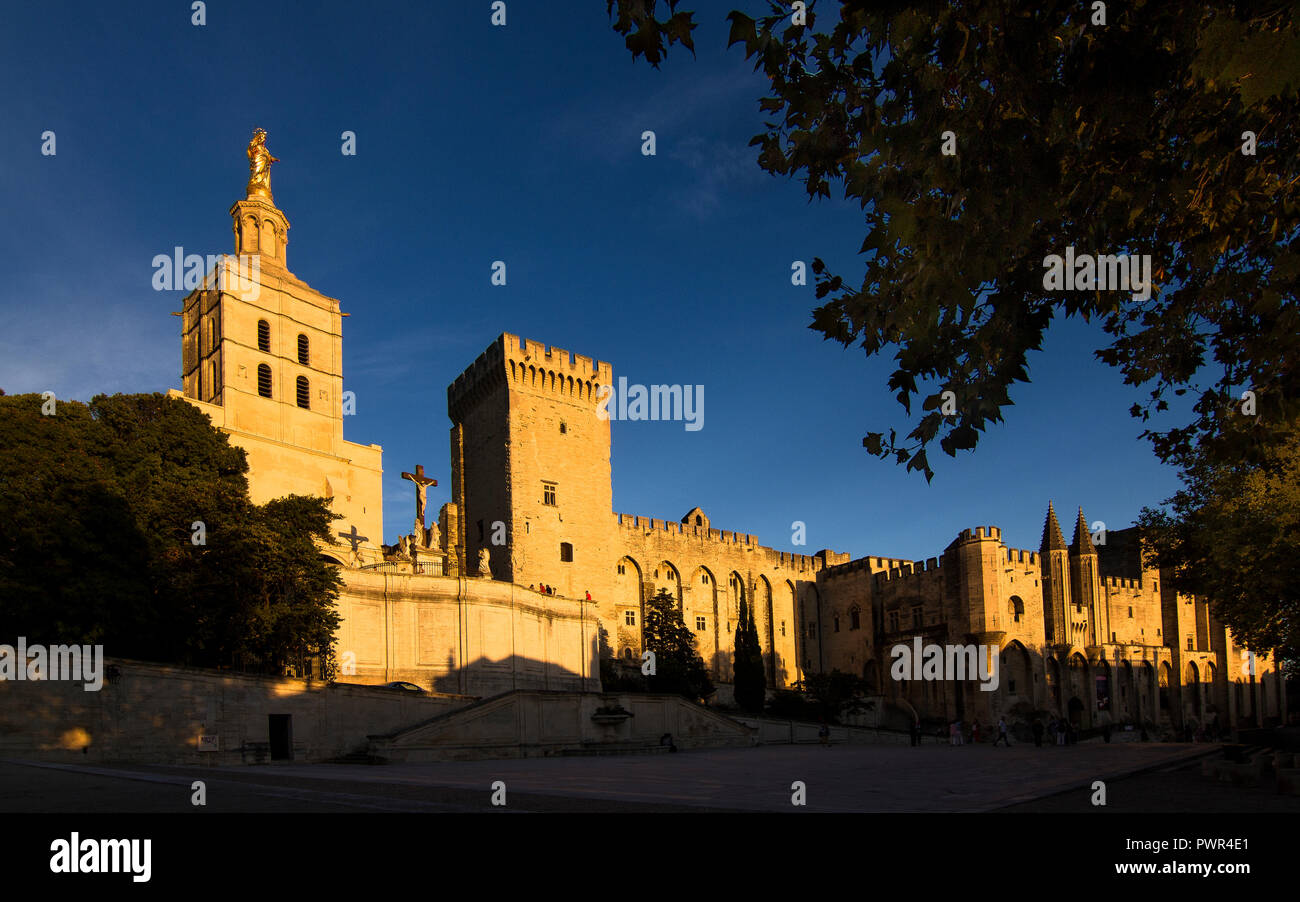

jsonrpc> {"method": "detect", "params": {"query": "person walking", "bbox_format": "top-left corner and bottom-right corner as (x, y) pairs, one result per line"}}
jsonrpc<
(954, 719), (964, 746)
(992, 716), (1010, 747)
(818, 722), (831, 748)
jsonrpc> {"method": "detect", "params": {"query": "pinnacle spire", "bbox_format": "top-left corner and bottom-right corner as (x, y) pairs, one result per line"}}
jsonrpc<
(1070, 507), (1096, 555)
(1040, 501), (1068, 553)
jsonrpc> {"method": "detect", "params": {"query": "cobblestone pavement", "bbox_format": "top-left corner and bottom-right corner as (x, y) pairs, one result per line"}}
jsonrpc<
(1, 740), (1248, 813)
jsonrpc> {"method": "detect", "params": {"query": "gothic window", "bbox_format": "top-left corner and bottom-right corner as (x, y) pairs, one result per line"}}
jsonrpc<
(296, 376), (310, 409)
(543, 481), (557, 506)
(849, 608), (861, 630)
(912, 606), (922, 628)
(625, 610), (636, 626)
(695, 616), (706, 631)
(701, 573), (710, 585)
(1010, 596), (1025, 623)
(559, 422), (567, 434)
(780, 621), (786, 637)
(257, 319), (270, 352)
(297, 333), (309, 365)
(1187, 636), (1193, 651)
(1128, 606), (1133, 618)
(560, 542), (573, 562)
(257, 363), (272, 398)
(617, 563), (626, 575)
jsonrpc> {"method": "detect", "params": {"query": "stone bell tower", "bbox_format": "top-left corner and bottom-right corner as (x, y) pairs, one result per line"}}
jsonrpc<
(175, 129), (384, 565)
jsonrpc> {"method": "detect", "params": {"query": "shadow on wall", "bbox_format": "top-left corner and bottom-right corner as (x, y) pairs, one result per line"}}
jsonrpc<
(428, 642), (601, 696)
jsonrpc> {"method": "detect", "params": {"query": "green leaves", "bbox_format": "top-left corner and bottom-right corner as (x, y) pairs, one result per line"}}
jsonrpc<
(610, 1), (1300, 482)
(607, 0), (697, 68)
(0, 392), (342, 677)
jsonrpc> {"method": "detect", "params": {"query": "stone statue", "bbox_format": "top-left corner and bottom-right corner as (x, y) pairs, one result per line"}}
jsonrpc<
(246, 129), (279, 200)
(477, 547), (493, 579)
(396, 534), (412, 561)
(424, 521), (441, 550)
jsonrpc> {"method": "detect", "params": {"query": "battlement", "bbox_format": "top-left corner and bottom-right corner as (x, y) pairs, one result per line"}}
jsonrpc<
(617, 512), (754, 545)
(447, 333), (616, 419)
(504, 333), (612, 382)
(448, 336), (508, 418)
(613, 512), (822, 571)
(872, 557), (943, 586)
(824, 555), (917, 579)
(1105, 575), (1143, 591)
(954, 526), (1003, 544)
(1006, 547), (1040, 566)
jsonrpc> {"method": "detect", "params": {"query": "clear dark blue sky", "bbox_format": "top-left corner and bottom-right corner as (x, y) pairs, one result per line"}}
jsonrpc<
(0, 1), (1188, 560)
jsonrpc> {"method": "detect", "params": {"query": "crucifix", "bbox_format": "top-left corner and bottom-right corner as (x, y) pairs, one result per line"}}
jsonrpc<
(401, 464), (438, 529)
(338, 524), (368, 553)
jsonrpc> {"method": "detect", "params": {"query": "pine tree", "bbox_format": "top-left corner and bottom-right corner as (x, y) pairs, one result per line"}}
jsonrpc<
(641, 588), (714, 701)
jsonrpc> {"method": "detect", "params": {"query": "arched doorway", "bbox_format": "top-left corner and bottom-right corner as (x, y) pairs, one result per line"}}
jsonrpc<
(1067, 696), (1085, 727)
(1069, 654), (1092, 728)
(1001, 641), (1033, 703)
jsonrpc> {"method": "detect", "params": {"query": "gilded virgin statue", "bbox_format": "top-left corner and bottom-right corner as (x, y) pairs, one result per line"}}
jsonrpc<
(246, 128), (279, 200)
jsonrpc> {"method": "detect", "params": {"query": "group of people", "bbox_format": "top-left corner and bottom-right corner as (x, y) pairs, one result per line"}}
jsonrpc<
(527, 584), (595, 601)
(1033, 717), (1078, 746)
(909, 717), (1011, 746)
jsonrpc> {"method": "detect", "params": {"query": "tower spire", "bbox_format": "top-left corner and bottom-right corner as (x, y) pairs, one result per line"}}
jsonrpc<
(1040, 501), (1067, 553)
(1070, 507), (1097, 555)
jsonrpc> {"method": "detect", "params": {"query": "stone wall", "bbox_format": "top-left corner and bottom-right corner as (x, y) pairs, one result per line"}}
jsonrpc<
(334, 569), (601, 695)
(0, 659), (475, 766)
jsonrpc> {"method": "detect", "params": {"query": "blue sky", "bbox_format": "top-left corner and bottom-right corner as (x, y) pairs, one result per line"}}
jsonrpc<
(0, 1), (1189, 561)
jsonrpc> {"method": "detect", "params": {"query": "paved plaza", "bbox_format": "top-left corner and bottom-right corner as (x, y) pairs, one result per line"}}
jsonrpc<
(4, 740), (1282, 813)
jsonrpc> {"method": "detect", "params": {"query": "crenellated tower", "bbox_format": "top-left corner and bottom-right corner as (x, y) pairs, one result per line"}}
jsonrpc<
(447, 334), (618, 602)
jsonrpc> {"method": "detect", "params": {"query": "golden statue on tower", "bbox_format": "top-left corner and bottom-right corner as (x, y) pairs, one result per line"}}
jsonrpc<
(245, 128), (279, 201)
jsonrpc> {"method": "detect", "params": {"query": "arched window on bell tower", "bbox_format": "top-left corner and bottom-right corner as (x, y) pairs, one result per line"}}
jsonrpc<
(297, 333), (309, 365)
(257, 319), (270, 352)
(296, 375), (310, 409)
(258, 364), (272, 398)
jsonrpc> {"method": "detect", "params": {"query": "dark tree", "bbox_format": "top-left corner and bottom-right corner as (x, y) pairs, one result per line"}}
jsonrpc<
(0, 392), (342, 678)
(642, 588), (714, 700)
(1138, 415), (1300, 667)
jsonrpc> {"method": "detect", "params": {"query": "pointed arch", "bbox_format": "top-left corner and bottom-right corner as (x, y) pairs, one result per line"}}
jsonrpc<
(1000, 640), (1033, 700)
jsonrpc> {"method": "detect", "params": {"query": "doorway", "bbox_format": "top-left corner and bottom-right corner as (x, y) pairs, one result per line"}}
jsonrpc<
(269, 714), (293, 761)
